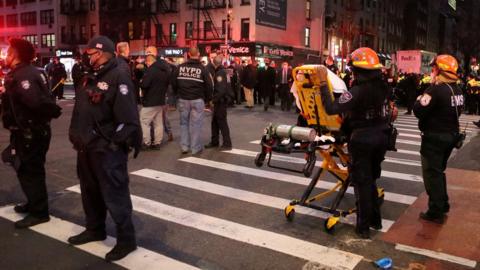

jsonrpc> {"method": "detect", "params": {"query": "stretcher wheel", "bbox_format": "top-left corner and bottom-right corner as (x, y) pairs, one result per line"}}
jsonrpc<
(284, 205), (295, 222)
(324, 216), (340, 234)
(255, 153), (266, 167)
(303, 155), (316, 177)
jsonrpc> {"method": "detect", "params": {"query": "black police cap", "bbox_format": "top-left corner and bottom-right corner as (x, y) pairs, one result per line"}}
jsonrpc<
(8, 38), (35, 63)
(87, 36), (115, 54)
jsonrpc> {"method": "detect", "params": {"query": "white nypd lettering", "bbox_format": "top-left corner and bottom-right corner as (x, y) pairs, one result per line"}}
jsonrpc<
(178, 66), (203, 80)
(451, 95), (464, 107)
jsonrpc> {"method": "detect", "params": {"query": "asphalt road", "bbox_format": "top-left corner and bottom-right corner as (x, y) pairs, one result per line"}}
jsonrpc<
(0, 96), (479, 270)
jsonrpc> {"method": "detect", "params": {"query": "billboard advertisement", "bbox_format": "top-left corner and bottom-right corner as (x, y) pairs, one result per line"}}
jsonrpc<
(256, 0), (287, 30)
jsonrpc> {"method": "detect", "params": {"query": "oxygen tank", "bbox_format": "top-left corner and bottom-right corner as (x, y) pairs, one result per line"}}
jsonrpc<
(274, 125), (317, 142)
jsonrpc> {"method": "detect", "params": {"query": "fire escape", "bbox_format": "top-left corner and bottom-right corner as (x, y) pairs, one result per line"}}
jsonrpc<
(99, 0), (178, 47)
(60, 0), (89, 45)
(191, 0), (229, 46)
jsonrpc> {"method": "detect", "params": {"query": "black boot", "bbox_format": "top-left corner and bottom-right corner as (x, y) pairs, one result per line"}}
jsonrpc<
(13, 204), (29, 214)
(105, 242), (137, 262)
(14, 215), (50, 229)
(68, 230), (107, 245)
(419, 212), (445, 224)
(204, 142), (219, 149)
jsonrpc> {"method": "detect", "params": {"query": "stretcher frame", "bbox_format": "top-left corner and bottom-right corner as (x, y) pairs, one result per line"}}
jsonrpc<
(254, 65), (384, 233)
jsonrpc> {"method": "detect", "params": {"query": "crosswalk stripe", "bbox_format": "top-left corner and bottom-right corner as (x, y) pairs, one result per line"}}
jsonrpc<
(179, 157), (417, 205)
(223, 149), (423, 179)
(396, 138), (421, 146)
(395, 244), (477, 268)
(66, 185), (364, 270)
(131, 169), (395, 232)
(399, 133), (421, 139)
(0, 206), (199, 270)
(397, 113), (479, 121)
(395, 122), (477, 132)
(249, 140), (421, 157)
(396, 116), (477, 125)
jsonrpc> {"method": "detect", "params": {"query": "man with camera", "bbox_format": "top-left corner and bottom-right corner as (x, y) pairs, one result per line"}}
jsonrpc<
(413, 55), (464, 224)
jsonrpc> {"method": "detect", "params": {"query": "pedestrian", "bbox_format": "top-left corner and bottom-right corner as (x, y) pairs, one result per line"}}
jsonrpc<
(67, 36), (141, 261)
(1, 38), (61, 228)
(48, 57), (67, 100)
(205, 55), (233, 150)
(261, 59), (277, 111)
(116, 42), (132, 78)
(319, 47), (391, 239)
(240, 58), (257, 110)
(278, 61), (293, 111)
(403, 72), (418, 114)
(71, 56), (85, 91)
(325, 55), (339, 75)
(139, 46), (171, 150)
(413, 55), (464, 224)
(171, 47), (213, 155)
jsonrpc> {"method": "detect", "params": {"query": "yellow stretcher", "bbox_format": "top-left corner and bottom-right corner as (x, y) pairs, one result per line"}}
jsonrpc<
(254, 65), (384, 233)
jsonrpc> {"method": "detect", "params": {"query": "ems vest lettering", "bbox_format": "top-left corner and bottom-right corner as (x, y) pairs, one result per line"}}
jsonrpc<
(451, 95), (464, 107)
(178, 66), (202, 79)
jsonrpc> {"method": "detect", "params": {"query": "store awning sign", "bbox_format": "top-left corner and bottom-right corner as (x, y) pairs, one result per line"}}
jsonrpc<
(256, 0), (287, 30)
(55, 49), (74, 58)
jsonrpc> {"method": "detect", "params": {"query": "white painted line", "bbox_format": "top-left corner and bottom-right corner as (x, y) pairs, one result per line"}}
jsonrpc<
(67, 185), (363, 270)
(249, 140), (422, 156)
(0, 206), (199, 270)
(395, 122), (477, 133)
(179, 157), (418, 205)
(397, 127), (421, 133)
(398, 113), (479, 121)
(396, 149), (420, 156)
(399, 133), (421, 139)
(396, 117), (475, 125)
(395, 244), (477, 268)
(223, 148), (423, 182)
(131, 169), (395, 232)
(396, 138), (421, 146)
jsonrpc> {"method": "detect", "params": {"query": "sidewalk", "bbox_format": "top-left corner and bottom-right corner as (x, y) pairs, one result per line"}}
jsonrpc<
(382, 134), (480, 269)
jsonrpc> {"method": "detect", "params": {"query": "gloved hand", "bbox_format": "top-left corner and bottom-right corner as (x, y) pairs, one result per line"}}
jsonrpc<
(315, 65), (328, 87)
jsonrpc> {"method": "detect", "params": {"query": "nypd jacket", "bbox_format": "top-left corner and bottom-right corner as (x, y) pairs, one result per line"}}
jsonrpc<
(69, 59), (141, 151)
(171, 59), (213, 102)
(140, 59), (171, 107)
(413, 82), (463, 133)
(2, 63), (60, 130)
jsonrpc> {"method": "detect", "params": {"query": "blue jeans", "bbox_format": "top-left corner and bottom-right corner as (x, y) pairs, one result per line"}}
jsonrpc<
(178, 98), (205, 154)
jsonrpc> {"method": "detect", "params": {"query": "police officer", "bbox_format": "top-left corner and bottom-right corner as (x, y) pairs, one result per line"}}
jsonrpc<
(171, 47), (213, 155)
(1, 38), (61, 228)
(48, 57), (67, 100)
(319, 47), (391, 238)
(413, 55), (463, 224)
(465, 74), (480, 115)
(68, 36), (141, 261)
(205, 55), (232, 150)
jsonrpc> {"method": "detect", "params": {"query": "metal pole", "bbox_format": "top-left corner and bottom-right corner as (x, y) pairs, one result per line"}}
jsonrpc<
(225, 0), (230, 59)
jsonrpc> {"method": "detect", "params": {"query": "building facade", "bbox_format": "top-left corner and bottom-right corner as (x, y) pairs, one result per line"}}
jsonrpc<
(81, 0), (325, 65)
(0, 0), (59, 63)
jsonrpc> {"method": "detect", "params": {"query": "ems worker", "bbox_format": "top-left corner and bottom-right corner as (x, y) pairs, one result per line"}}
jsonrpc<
(171, 47), (213, 155)
(465, 74), (480, 115)
(319, 47), (391, 238)
(205, 55), (232, 150)
(413, 55), (463, 224)
(1, 38), (61, 228)
(68, 36), (141, 261)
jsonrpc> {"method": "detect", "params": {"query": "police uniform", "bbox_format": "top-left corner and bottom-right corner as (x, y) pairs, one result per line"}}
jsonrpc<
(1, 62), (59, 227)
(319, 48), (391, 238)
(207, 65), (232, 148)
(68, 38), (140, 253)
(413, 82), (463, 220)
